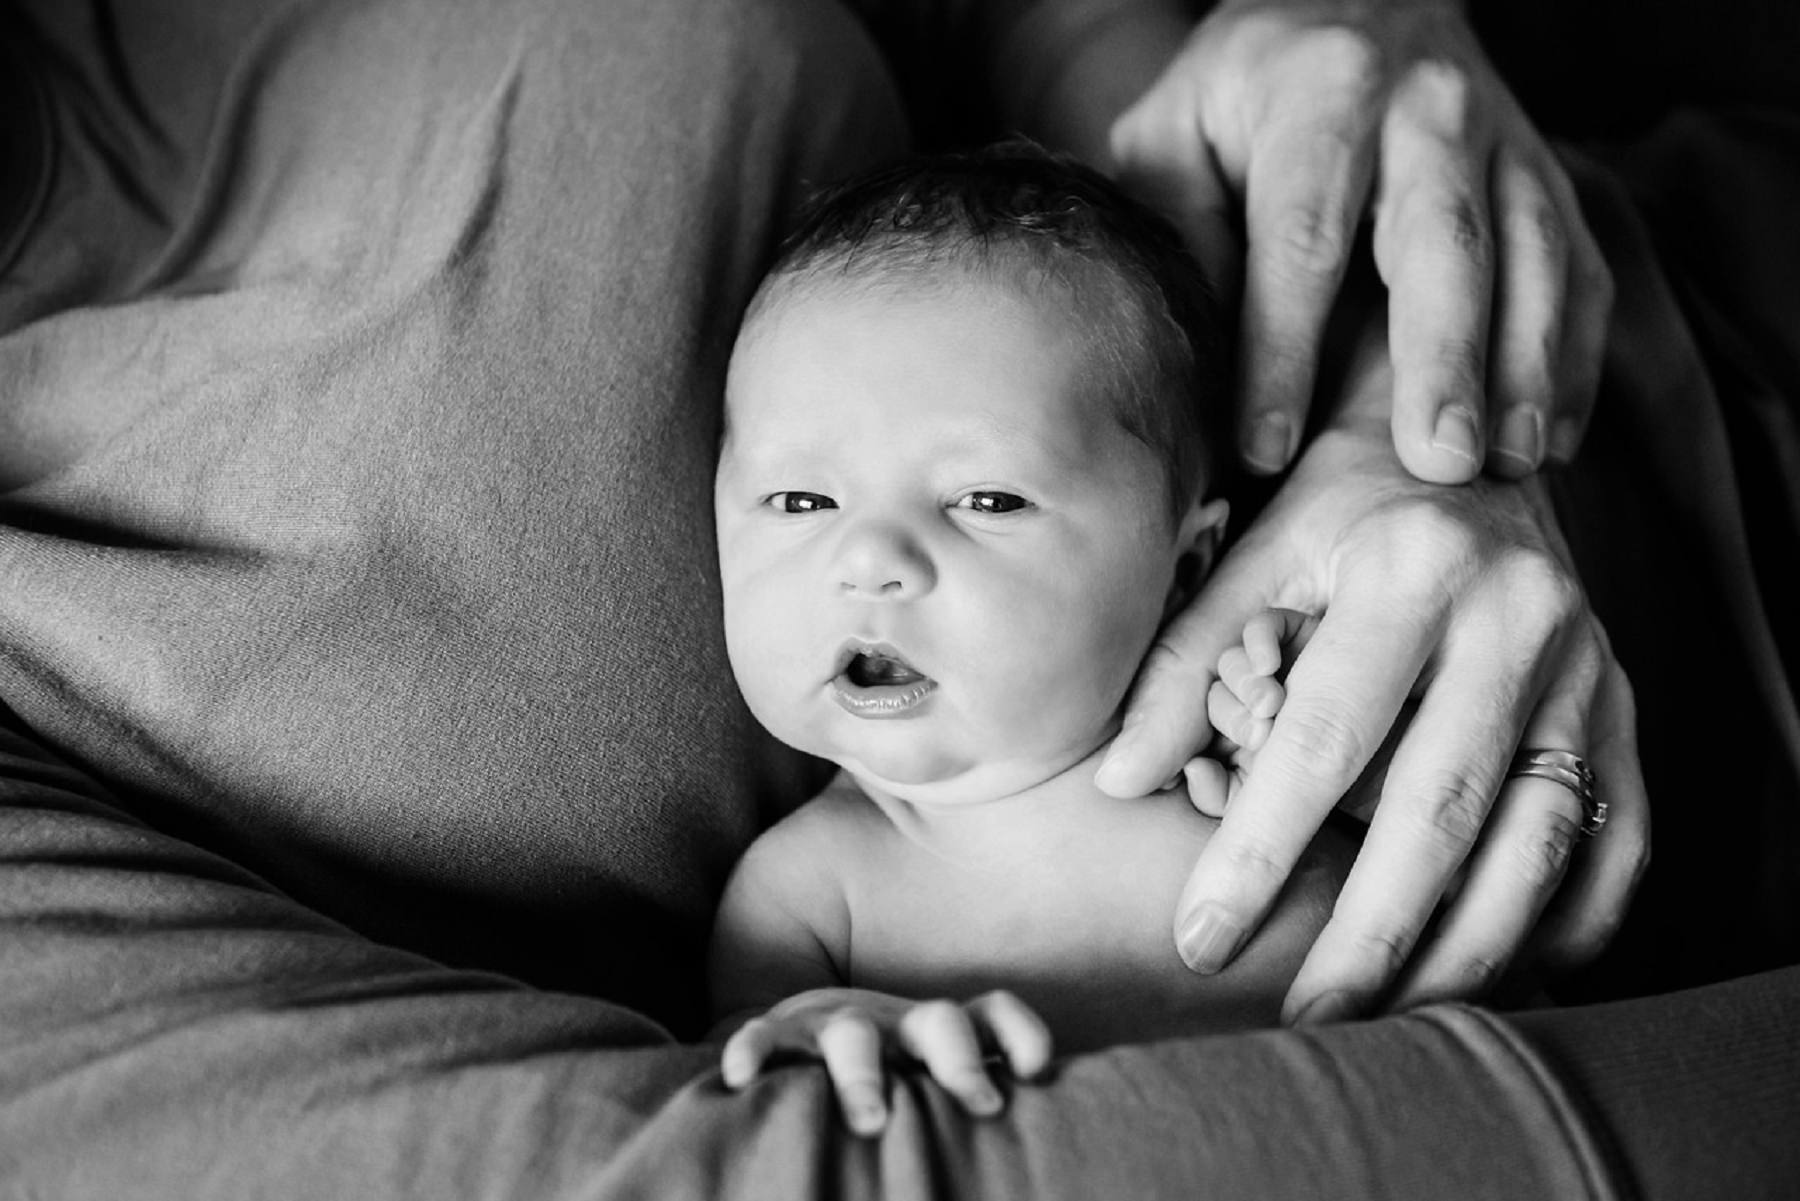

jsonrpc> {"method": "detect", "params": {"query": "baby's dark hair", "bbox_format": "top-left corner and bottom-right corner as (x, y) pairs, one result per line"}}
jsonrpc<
(758, 141), (1230, 509)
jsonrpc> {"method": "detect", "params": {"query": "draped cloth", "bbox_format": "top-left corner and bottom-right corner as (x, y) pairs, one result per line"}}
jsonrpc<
(1, 1), (1796, 1196)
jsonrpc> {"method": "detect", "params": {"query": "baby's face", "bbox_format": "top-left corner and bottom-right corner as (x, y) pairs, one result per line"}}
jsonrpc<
(717, 271), (1210, 805)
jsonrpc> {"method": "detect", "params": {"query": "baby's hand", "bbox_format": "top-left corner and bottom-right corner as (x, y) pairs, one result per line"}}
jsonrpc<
(720, 987), (1053, 1136)
(1182, 608), (1320, 817)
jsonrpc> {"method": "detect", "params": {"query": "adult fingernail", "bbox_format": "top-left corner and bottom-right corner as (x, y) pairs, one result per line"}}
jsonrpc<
(1176, 903), (1245, 974)
(1288, 990), (1356, 1026)
(968, 1083), (1003, 1116)
(1244, 413), (1294, 474)
(1548, 416), (1583, 462)
(1094, 738), (1137, 795)
(1431, 406), (1482, 468)
(1495, 406), (1543, 471)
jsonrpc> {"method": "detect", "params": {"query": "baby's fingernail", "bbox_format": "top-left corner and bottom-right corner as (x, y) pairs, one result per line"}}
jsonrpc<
(1496, 405), (1543, 471)
(848, 1100), (887, 1135)
(1176, 903), (1245, 975)
(1244, 412), (1295, 474)
(1431, 405), (1482, 468)
(1287, 989), (1356, 1027)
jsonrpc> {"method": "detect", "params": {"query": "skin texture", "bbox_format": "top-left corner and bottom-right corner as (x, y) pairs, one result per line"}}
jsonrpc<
(1000, 0), (1635, 1018)
(711, 267), (1351, 1133)
(1106, 0), (1612, 482)
(717, 269), (1223, 807)
(1097, 326), (1648, 1023)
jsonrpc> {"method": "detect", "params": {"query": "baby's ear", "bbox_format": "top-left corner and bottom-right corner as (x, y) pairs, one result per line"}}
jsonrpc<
(1178, 497), (1230, 580)
(1164, 497), (1230, 620)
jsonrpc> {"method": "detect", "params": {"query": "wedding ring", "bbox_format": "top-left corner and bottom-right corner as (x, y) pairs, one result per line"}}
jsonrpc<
(1509, 748), (1606, 837)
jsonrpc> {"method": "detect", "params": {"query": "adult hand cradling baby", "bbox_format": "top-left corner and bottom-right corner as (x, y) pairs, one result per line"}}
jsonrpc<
(1064, 0), (1643, 1019)
(9, 0), (1800, 1193)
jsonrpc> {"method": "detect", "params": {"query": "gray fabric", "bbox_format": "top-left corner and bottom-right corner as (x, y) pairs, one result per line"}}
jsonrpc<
(0, 0), (1790, 1196)
(1, 709), (1619, 1197)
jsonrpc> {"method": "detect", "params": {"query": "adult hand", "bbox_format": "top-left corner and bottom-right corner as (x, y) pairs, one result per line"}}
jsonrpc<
(1108, 0), (1612, 483)
(1093, 333), (1649, 1022)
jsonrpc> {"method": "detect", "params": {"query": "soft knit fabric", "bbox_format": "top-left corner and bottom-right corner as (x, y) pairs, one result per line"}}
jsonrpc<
(1, 1), (1796, 1196)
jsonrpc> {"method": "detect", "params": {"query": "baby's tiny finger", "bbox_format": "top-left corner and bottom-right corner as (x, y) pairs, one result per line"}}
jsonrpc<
(817, 1012), (888, 1136)
(1243, 611), (1287, 675)
(1183, 754), (1232, 818)
(899, 1002), (1003, 1117)
(721, 1018), (777, 1089)
(1217, 645), (1256, 695)
(1207, 679), (1254, 746)
(970, 990), (1054, 1080)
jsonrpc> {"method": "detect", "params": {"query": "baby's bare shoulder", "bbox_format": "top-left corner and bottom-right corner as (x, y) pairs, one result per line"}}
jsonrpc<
(738, 774), (890, 880)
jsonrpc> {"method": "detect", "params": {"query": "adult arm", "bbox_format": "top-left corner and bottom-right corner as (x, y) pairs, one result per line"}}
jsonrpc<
(16, 705), (1800, 1200)
(3, 704), (1643, 1199)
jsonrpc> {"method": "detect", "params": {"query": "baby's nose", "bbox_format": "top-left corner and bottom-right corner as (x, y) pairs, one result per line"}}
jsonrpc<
(836, 521), (935, 598)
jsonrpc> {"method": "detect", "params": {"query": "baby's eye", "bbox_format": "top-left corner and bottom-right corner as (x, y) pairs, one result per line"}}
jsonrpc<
(956, 491), (1030, 515)
(769, 491), (837, 514)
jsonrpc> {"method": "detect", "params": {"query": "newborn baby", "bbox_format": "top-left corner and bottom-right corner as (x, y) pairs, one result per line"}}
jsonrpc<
(708, 144), (1352, 1135)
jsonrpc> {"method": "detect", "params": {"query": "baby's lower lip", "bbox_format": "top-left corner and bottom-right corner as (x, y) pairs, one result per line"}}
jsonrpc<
(831, 675), (938, 718)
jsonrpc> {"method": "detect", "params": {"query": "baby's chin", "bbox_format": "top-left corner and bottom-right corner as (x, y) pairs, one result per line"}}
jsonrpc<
(828, 743), (1104, 808)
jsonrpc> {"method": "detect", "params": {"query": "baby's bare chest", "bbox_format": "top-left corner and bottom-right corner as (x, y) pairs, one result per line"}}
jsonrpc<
(839, 805), (1337, 1050)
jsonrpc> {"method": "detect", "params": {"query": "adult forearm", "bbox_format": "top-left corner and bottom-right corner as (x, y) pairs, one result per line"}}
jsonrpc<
(2, 714), (1614, 1199)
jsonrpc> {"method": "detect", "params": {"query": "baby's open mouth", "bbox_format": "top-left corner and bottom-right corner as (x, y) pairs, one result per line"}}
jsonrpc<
(845, 651), (926, 689)
(831, 641), (937, 716)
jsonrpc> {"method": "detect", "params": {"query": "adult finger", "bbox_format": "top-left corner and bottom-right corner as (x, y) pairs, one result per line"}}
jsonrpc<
(968, 990), (1054, 1080)
(1172, 583), (1431, 973)
(1528, 650), (1649, 966)
(1109, 92), (1240, 305)
(1237, 76), (1381, 474)
(1381, 642), (1599, 1010)
(897, 1002), (1003, 1117)
(1279, 575), (1568, 1020)
(1374, 62), (1497, 484)
(1484, 143), (1567, 478)
(817, 1011), (889, 1136)
(1542, 157), (1613, 463)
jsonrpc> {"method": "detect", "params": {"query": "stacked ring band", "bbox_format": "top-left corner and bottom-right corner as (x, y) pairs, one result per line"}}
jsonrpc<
(1508, 747), (1607, 837)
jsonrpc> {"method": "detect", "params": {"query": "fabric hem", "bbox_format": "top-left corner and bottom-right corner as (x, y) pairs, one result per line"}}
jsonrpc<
(1441, 1004), (1629, 1201)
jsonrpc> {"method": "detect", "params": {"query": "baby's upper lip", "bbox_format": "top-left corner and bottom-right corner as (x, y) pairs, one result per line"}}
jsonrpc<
(830, 638), (924, 681)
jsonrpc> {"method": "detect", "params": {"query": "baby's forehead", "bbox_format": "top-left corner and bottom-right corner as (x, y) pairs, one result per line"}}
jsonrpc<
(737, 256), (1120, 363)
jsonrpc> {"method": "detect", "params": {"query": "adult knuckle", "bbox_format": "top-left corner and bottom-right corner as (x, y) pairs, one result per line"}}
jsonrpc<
(1373, 502), (1480, 591)
(1513, 810), (1580, 891)
(1403, 60), (1480, 138)
(1405, 769), (1492, 852)
(1298, 26), (1383, 93)
(1277, 704), (1373, 782)
(1350, 924), (1416, 979)
(1269, 204), (1353, 280)
(1451, 951), (1506, 996)
(1218, 835), (1293, 891)
(1497, 546), (1582, 622)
